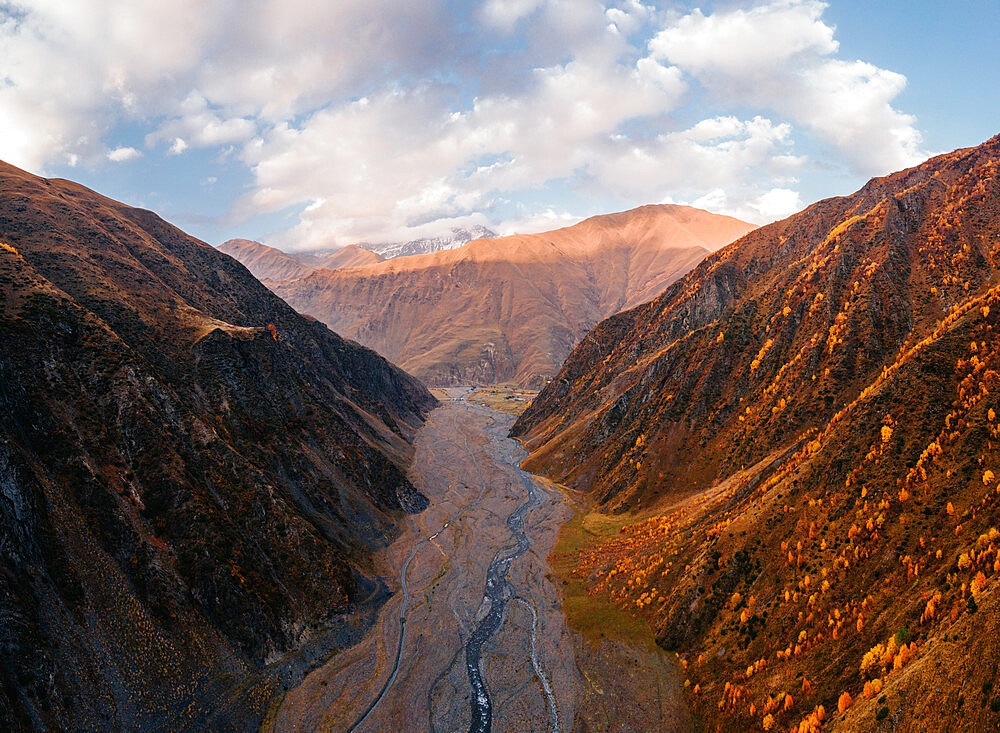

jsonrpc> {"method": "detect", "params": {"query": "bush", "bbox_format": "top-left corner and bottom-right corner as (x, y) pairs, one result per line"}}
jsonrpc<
(876, 706), (889, 721)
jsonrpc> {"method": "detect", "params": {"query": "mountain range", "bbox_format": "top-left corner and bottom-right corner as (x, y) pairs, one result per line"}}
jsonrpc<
(513, 135), (1000, 731)
(5, 104), (998, 732)
(0, 161), (434, 730)
(217, 238), (384, 282)
(357, 225), (498, 259)
(218, 227), (499, 286)
(255, 205), (755, 387)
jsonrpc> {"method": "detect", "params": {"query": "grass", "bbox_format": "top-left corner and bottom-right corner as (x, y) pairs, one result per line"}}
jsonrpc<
(468, 385), (538, 415)
(258, 689), (285, 732)
(548, 507), (664, 653)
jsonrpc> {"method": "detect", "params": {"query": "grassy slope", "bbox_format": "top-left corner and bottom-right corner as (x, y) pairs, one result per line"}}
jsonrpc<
(517, 138), (1000, 731)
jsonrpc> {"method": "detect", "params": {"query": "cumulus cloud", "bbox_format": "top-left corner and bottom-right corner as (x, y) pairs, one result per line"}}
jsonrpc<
(588, 115), (804, 202)
(481, 0), (545, 31)
(0, 1), (450, 170)
(497, 208), (583, 236)
(107, 146), (141, 162)
(146, 94), (256, 153)
(650, 0), (928, 172)
(241, 37), (690, 246)
(650, 0), (836, 75)
(686, 186), (805, 226)
(753, 187), (804, 220)
(0, 0), (929, 246)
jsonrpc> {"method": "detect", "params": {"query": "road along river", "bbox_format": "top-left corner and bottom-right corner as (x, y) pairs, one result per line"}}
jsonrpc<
(266, 389), (690, 732)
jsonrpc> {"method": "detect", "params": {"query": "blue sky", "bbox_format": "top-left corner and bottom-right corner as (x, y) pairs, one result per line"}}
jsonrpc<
(0, 1), (996, 251)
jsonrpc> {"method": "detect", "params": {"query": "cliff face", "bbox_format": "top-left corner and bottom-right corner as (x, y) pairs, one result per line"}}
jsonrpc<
(514, 137), (1000, 730)
(0, 162), (435, 731)
(270, 204), (754, 387)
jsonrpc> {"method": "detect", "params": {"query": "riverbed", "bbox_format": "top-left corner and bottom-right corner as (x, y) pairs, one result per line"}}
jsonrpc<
(266, 389), (689, 732)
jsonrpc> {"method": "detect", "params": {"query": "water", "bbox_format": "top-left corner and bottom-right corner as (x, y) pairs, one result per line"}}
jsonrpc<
(464, 431), (542, 733)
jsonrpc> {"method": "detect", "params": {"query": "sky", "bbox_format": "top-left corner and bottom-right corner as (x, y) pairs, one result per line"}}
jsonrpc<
(0, 1), (997, 252)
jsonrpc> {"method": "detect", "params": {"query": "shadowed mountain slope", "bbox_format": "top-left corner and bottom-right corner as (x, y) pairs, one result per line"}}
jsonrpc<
(268, 205), (755, 387)
(0, 162), (435, 731)
(513, 136), (1000, 731)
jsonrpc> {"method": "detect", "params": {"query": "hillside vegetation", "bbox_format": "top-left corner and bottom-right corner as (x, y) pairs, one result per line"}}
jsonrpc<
(514, 136), (1000, 731)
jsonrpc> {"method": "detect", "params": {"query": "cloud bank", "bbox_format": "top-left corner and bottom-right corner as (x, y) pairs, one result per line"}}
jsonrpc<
(0, 0), (928, 247)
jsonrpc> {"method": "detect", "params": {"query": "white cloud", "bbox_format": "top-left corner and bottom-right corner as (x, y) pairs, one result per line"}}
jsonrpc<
(0, 0), (223, 170)
(650, 0), (836, 76)
(481, 0), (544, 31)
(241, 39), (689, 247)
(605, 1), (654, 36)
(107, 146), (141, 162)
(588, 116), (804, 204)
(0, 0), (929, 247)
(754, 187), (804, 220)
(146, 93), (256, 152)
(0, 1), (450, 170)
(650, 0), (927, 173)
(790, 59), (924, 171)
(497, 208), (582, 236)
(677, 186), (804, 228)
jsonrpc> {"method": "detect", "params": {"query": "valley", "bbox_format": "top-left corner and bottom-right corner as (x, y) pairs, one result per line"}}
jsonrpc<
(228, 204), (755, 387)
(0, 3), (993, 731)
(265, 390), (689, 733)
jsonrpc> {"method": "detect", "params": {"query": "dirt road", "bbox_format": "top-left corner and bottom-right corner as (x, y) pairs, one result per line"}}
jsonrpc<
(266, 390), (689, 732)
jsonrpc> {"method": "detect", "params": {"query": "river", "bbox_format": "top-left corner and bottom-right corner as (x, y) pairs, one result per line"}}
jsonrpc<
(266, 389), (689, 732)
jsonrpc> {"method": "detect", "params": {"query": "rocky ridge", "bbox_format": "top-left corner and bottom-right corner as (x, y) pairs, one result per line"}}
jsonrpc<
(0, 161), (435, 731)
(217, 238), (383, 283)
(357, 225), (497, 259)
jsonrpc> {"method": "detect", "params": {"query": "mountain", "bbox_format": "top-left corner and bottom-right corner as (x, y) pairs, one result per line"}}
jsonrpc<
(0, 162), (435, 731)
(220, 227), (496, 281)
(358, 224), (497, 259)
(310, 243), (385, 270)
(217, 238), (383, 283)
(271, 205), (755, 387)
(513, 136), (1000, 730)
